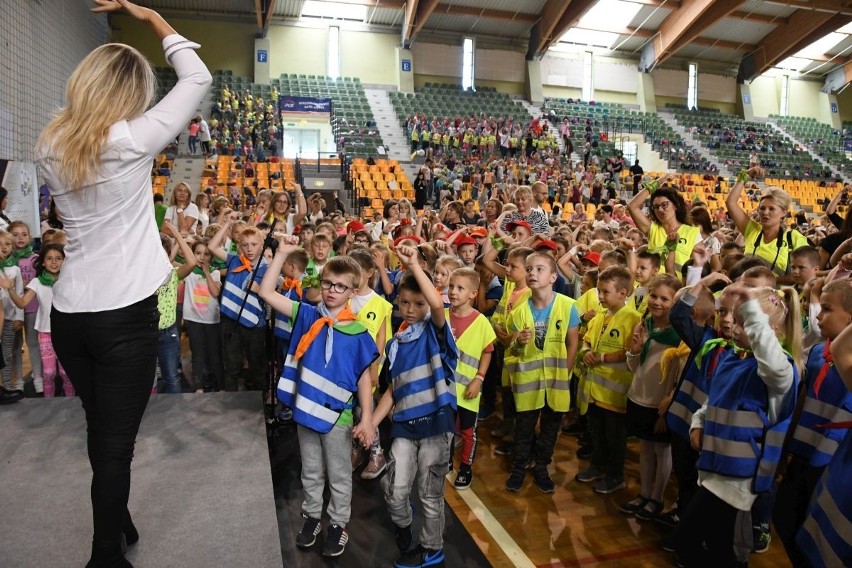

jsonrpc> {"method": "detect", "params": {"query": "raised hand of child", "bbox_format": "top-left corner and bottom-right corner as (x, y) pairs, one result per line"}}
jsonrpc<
(630, 321), (647, 354)
(690, 242), (711, 267)
(696, 271), (731, 290)
(396, 244), (418, 267)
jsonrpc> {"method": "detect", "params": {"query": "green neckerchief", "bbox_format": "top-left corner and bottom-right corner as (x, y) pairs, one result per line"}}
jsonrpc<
(640, 317), (682, 364)
(37, 272), (57, 287)
(211, 257), (227, 271)
(0, 256), (17, 269)
(647, 239), (678, 264)
(192, 266), (205, 276)
(694, 338), (733, 371)
(12, 245), (33, 263)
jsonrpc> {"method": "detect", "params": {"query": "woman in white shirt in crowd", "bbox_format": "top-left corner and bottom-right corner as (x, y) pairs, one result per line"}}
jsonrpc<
(35, 1), (211, 566)
(164, 181), (199, 235)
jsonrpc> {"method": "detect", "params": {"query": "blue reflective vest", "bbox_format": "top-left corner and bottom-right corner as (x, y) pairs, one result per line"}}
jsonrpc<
(388, 320), (458, 423)
(273, 286), (302, 342)
(277, 303), (379, 433)
(697, 353), (798, 493)
(787, 342), (852, 467)
(666, 329), (724, 441)
(220, 254), (268, 328)
(796, 429), (852, 568)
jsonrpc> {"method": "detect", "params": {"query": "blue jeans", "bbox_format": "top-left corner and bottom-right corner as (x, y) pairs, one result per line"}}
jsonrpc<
(157, 323), (181, 394)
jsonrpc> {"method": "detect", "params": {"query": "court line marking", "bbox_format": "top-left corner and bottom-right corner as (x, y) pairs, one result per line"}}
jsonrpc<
(454, 487), (537, 568)
(535, 545), (661, 567)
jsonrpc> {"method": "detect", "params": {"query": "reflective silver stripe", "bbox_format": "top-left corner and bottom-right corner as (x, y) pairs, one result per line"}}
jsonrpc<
(275, 317), (293, 333)
(802, 398), (852, 423)
(587, 373), (630, 395)
(300, 366), (353, 405)
(756, 430), (787, 479)
(668, 400), (692, 423)
(506, 357), (568, 374)
(457, 350), (481, 371)
(801, 515), (845, 568)
(677, 380), (708, 405)
(544, 378), (571, 391)
(703, 434), (757, 459)
(277, 376), (296, 396)
(294, 396), (340, 425)
(793, 427), (840, 456)
(284, 354), (299, 373)
(513, 380), (545, 394)
(707, 407), (765, 429)
(816, 469), (852, 547)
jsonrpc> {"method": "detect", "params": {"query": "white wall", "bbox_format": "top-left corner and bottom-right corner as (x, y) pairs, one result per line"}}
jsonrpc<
(2, 0), (108, 161)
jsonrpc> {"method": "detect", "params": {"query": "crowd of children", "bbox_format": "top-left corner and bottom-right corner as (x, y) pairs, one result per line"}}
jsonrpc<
(7, 149), (852, 567)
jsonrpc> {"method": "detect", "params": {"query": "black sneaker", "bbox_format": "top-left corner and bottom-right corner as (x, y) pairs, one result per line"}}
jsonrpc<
(753, 526), (771, 553)
(533, 465), (555, 493)
(635, 499), (663, 521)
(322, 524), (348, 557)
(576, 444), (594, 459)
(453, 467), (473, 490)
(395, 523), (413, 552)
(394, 544), (445, 568)
(505, 467), (526, 492)
(593, 477), (625, 495)
(494, 442), (513, 455)
(661, 535), (676, 553)
(619, 495), (650, 515)
(296, 512), (322, 549)
(656, 507), (681, 528)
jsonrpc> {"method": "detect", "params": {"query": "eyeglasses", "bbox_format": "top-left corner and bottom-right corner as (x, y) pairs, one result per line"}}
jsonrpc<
(320, 279), (351, 294)
(652, 201), (671, 211)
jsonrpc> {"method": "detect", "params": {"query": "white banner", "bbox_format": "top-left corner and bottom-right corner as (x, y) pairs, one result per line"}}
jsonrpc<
(2, 161), (41, 237)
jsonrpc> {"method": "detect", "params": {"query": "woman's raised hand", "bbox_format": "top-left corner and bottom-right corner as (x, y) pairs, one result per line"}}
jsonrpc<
(91, 0), (150, 20)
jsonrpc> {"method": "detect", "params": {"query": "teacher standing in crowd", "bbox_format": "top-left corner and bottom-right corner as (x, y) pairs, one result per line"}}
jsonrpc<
(35, 1), (211, 566)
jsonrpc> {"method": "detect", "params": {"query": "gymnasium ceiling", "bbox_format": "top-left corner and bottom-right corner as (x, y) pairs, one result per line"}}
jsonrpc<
(134, 0), (852, 88)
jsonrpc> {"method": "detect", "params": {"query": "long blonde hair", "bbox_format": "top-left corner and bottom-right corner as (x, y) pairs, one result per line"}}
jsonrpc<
(37, 43), (156, 189)
(750, 286), (803, 374)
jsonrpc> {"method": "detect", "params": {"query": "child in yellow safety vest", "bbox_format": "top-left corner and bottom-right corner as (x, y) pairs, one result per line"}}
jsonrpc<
(445, 267), (496, 490)
(481, 241), (534, 451)
(576, 265), (641, 495)
(505, 252), (580, 493)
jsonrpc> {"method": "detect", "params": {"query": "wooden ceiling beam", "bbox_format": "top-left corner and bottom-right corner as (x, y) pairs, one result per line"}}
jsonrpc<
(402, 0), (419, 47)
(537, 0), (597, 56)
(263, 0), (277, 33)
(738, 11), (852, 82)
(410, 0), (442, 41)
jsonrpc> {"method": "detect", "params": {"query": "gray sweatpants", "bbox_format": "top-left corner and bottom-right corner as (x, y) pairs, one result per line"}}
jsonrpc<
(382, 432), (451, 550)
(297, 424), (353, 527)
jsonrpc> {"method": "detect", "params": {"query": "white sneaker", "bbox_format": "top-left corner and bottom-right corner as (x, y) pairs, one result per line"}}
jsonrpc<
(33, 377), (43, 394)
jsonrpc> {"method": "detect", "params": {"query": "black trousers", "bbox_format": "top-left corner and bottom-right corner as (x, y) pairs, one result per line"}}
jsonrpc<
(773, 455), (825, 568)
(588, 403), (627, 481)
(513, 404), (563, 470)
(671, 433), (700, 511)
(52, 295), (159, 566)
(675, 487), (749, 568)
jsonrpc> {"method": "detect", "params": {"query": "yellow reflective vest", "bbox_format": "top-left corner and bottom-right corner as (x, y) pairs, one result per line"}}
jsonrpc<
(648, 222), (701, 276)
(579, 305), (641, 414)
(506, 294), (578, 412)
(492, 280), (531, 387)
(447, 309), (496, 412)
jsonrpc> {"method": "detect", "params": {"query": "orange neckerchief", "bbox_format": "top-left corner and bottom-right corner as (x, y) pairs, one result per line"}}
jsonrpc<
(231, 254), (254, 273)
(281, 277), (303, 299)
(294, 305), (357, 360)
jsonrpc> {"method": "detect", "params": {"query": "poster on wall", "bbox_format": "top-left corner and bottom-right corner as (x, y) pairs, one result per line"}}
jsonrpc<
(1, 160), (41, 237)
(278, 96), (332, 115)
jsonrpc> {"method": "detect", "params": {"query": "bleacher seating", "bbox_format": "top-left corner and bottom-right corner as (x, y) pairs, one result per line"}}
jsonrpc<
(673, 108), (836, 180)
(772, 115), (852, 176)
(349, 158), (412, 217)
(389, 84), (530, 125)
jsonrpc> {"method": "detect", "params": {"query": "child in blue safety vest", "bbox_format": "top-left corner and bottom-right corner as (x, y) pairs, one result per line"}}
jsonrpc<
(208, 212), (269, 392)
(674, 283), (801, 567)
(360, 244), (458, 568)
(659, 273), (729, 535)
(774, 278), (852, 568)
(259, 237), (379, 559)
(504, 252), (580, 493)
(794, 316), (852, 568)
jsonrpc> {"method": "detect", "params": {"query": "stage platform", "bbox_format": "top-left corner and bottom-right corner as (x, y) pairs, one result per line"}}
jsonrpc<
(0, 393), (283, 568)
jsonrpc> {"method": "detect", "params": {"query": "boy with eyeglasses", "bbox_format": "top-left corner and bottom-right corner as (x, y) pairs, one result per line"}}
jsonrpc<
(259, 237), (379, 558)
